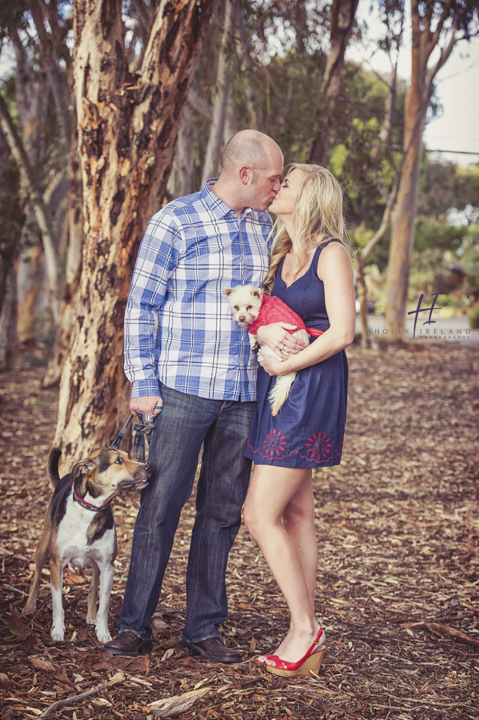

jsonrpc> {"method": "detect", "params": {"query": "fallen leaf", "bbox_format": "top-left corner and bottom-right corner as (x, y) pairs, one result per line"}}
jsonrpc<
(29, 656), (56, 672)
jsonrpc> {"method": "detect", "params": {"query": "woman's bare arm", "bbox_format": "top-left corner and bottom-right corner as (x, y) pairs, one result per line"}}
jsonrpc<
(259, 243), (355, 376)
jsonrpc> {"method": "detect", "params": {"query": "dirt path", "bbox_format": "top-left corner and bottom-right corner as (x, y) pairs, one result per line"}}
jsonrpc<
(1, 343), (478, 720)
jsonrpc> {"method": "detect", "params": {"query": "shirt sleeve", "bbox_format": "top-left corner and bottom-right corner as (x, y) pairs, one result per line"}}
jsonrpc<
(124, 211), (181, 397)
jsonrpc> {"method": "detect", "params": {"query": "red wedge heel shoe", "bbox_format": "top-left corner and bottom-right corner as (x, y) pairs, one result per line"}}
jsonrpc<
(260, 627), (326, 677)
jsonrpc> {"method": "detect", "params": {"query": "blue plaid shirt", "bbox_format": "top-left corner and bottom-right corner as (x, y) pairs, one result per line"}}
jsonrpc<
(124, 180), (272, 401)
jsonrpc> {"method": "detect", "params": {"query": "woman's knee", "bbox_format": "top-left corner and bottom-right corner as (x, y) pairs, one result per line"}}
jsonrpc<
(282, 499), (314, 530)
(243, 502), (260, 539)
(243, 501), (275, 541)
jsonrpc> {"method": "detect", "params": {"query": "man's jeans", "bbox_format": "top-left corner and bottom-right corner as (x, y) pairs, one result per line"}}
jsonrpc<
(117, 383), (256, 643)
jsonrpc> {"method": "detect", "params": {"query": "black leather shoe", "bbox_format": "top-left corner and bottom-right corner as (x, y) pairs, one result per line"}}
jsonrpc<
(103, 631), (152, 656)
(181, 636), (242, 663)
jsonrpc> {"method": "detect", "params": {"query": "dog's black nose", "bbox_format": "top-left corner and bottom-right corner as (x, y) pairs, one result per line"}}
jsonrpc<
(143, 464), (152, 475)
(239, 315), (245, 322)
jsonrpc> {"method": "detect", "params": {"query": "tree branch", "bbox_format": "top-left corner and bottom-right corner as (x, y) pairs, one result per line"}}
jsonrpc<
(29, 0), (71, 146)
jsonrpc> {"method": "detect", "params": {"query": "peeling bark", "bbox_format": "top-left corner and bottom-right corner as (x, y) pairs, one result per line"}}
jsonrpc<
(55, 0), (214, 463)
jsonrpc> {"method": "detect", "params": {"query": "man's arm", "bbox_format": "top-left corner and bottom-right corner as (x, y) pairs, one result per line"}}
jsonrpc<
(124, 212), (181, 414)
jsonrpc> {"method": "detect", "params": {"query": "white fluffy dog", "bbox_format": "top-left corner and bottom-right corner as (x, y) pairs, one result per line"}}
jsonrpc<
(223, 285), (309, 416)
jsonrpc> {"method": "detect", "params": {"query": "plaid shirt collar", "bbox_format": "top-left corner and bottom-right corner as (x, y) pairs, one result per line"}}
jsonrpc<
(201, 178), (254, 220)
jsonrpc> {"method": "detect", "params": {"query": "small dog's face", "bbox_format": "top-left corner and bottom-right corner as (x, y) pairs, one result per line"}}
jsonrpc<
(223, 285), (263, 328)
(72, 449), (150, 500)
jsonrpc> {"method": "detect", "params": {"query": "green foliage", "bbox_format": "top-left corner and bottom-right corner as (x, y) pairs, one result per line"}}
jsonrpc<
(469, 305), (479, 330)
(418, 159), (479, 220)
(414, 216), (468, 253)
(461, 232), (479, 295)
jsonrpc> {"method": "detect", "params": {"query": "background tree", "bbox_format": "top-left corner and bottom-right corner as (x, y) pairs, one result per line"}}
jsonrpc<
(384, 0), (479, 335)
(308, 0), (360, 165)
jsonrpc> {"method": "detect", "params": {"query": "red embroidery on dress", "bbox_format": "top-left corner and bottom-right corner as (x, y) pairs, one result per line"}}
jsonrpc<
(262, 428), (287, 458)
(305, 433), (333, 460)
(247, 435), (343, 465)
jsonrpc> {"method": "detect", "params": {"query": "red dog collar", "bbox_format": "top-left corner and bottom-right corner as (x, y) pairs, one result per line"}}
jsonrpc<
(73, 478), (111, 512)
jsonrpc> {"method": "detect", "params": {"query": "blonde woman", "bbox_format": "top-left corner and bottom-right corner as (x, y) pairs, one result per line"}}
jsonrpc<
(243, 164), (355, 677)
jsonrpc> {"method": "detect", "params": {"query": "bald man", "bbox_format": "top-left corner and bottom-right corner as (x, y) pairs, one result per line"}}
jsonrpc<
(104, 131), (283, 661)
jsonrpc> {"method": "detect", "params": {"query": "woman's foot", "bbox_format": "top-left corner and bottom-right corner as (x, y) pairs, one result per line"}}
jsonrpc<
(257, 626), (293, 663)
(257, 624), (325, 665)
(261, 627), (326, 677)
(266, 624), (323, 665)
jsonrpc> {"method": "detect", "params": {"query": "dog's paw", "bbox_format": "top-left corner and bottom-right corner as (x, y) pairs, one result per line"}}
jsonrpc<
(86, 616), (96, 625)
(51, 627), (65, 642)
(23, 601), (36, 615)
(96, 628), (112, 643)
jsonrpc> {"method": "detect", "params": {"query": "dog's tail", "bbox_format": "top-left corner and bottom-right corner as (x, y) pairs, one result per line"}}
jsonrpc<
(268, 372), (297, 417)
(48, 446), (62, 489)
(268, 328), (309, 416)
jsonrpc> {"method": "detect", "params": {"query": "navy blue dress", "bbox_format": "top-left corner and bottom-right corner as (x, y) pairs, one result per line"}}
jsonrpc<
(245, 240), (348, 468)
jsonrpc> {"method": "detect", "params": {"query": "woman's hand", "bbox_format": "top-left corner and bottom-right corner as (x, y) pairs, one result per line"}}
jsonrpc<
(259, 353), (292, 377)
(256, 322), (306, 358)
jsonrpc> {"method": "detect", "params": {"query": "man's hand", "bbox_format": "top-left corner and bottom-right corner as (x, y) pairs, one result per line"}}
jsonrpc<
(130, 395), (163, 417)
(256, 322), (306, 358)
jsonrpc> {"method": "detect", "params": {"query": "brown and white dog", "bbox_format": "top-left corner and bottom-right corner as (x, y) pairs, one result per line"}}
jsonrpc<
(24, 446), (150, 643)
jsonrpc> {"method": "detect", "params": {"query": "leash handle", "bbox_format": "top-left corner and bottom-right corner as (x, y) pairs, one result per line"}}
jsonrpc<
(109, 408), (162, 462)
(132, 412), (158, 463)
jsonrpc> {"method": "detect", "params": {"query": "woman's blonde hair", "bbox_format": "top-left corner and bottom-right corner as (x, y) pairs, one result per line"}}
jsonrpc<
(263, 164), (351, 294)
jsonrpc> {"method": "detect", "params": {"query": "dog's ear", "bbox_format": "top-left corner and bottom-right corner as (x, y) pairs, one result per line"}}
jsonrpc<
(72, 458), (97, 480)
(251, 288), (263, 300)
(223, 287), (234, 297)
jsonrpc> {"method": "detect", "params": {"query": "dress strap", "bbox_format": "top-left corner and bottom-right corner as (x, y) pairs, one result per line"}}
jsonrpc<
(311, 237), (343, 281)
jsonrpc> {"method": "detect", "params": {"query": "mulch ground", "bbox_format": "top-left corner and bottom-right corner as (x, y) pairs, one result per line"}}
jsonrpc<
(0, 341), (478, 720)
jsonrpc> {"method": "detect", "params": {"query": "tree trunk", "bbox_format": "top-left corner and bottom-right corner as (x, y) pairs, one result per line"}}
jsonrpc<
(16, 230), (43, 346)
(42, 131), (84, 388)
(201, 0), (234, 186)
(384, 115), (425, 335)
(384, 1), (457, 335)
(308, 0), (359, 165)
(54, 0), (214, 464)
(0, 261), (17, 370)
(0, 93), (62, 324)
(357, 66), (398, 349)
(167, 100), (197, 200)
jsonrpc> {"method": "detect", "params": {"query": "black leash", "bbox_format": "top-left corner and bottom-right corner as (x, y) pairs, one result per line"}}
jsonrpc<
(109, 411), (160, 462)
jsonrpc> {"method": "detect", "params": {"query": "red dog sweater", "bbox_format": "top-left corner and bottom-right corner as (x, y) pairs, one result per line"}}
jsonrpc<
(248, 295), (324, 338)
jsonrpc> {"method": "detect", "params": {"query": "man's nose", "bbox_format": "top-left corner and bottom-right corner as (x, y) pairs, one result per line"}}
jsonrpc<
(273, 179), (281, 192)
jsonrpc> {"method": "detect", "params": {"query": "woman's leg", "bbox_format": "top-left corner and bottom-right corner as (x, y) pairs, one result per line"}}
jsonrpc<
(271, 477), (318, 657)
(282, 478), (318, 609)
(243, 464), (323, 663)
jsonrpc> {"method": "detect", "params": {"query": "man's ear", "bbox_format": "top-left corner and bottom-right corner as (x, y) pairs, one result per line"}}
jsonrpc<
(223, 287), (234, 297)
(239, 166), (251, 185)
(71, 458), (96, 480)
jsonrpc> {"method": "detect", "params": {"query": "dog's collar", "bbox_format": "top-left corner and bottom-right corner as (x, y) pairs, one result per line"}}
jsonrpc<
(73, 479), (111, 512)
